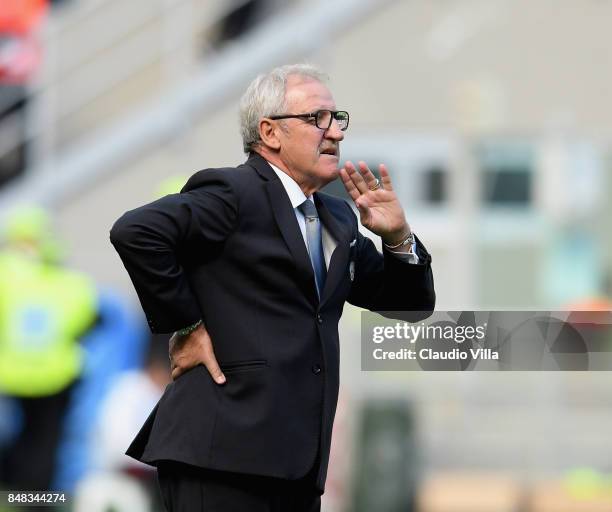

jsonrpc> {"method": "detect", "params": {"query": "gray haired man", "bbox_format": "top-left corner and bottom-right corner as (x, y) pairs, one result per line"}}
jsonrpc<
(110, 63), (435, 511)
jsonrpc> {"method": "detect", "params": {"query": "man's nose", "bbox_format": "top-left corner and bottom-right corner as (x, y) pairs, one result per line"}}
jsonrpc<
(324, 118), (344, 141)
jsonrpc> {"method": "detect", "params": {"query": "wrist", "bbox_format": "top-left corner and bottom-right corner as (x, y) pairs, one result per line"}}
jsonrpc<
(383, 226), (412, 247)
(383, 231), (414, 251)
(175, 319), (202, 337)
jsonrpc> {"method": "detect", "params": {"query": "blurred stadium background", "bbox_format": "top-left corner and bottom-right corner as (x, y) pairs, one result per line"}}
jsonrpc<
(1, 0), (612, 510)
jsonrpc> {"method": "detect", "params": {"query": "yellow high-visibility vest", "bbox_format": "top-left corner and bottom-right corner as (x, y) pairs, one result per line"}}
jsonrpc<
(0, 251), (97, 397)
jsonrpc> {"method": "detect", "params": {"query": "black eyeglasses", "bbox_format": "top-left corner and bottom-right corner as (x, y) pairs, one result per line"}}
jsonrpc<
(268, 109), (349, 131)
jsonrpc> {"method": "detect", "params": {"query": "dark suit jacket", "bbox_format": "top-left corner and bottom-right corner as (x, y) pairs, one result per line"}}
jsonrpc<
(110, 153), (435, 491)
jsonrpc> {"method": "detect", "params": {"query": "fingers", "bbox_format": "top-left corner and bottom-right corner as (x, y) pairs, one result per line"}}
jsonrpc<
(168, 325), (226, 385)
(343, 161), (369, 195)
(202, 333), (226, 385)
(357, 161), (382, 192)
(340, 168), (369, 213)
(171, 365), (184, 381)
(379, 164), (394, 191)
(356, 198), (371, 226)
(343, 160), (389, 195)
(339, 168), (361, 203)
(340, 160), (379, 219)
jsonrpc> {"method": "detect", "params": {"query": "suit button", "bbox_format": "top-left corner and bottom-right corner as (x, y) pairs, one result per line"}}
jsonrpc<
(312, 364), (322, 375)
(316, 314), (323, 324)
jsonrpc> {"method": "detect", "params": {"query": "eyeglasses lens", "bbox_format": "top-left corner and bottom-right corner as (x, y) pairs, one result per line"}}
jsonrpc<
(316, 110), (348, 131)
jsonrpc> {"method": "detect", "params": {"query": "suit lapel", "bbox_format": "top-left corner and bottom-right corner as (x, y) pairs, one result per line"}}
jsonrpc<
(248, 153), (353, 306)
(315, 194), (353, 306)
(249, 154), (319, 304)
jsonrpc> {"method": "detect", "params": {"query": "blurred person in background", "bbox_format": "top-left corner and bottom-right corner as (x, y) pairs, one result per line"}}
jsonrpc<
(0, 206), (98, 491)
(68, 334), (170, 512)
(0, 0), (48, 187)
(111, 63), (435, 511)
(101, 346), (171, 447)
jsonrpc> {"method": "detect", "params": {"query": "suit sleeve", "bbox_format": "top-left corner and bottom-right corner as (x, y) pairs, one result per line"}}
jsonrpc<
(346, 203), (435, 314)
(109, 170), (238, 333)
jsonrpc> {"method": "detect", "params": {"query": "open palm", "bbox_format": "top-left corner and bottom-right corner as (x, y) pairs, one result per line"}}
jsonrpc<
(339, 161), (410, 242)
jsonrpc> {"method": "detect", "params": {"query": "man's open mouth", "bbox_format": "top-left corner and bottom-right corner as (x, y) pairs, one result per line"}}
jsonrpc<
(320, 148), (337, 156)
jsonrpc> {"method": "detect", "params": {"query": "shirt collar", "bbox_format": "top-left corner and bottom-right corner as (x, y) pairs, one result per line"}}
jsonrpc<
(267, 162), (313, 208)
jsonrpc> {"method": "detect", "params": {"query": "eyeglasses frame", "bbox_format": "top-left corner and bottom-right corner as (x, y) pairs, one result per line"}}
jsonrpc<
(268, 109), (350, 131)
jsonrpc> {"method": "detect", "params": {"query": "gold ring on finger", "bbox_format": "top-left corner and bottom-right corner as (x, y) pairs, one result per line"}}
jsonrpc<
(369, 178), (381, 191)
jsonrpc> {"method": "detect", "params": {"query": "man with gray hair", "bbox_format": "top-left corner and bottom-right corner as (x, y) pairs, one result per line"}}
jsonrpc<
(110, 63), (435, 511)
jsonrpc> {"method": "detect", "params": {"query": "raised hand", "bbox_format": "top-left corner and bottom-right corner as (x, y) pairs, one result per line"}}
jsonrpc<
(339, 161), (411, 245)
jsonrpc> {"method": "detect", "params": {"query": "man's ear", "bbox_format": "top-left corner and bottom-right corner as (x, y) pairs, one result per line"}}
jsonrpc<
(259, 118), (281, 150)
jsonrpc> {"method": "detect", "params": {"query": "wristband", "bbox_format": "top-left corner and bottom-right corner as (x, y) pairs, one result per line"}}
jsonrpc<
(175, 319), (202, 337)
(383, 231), (415, 250)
